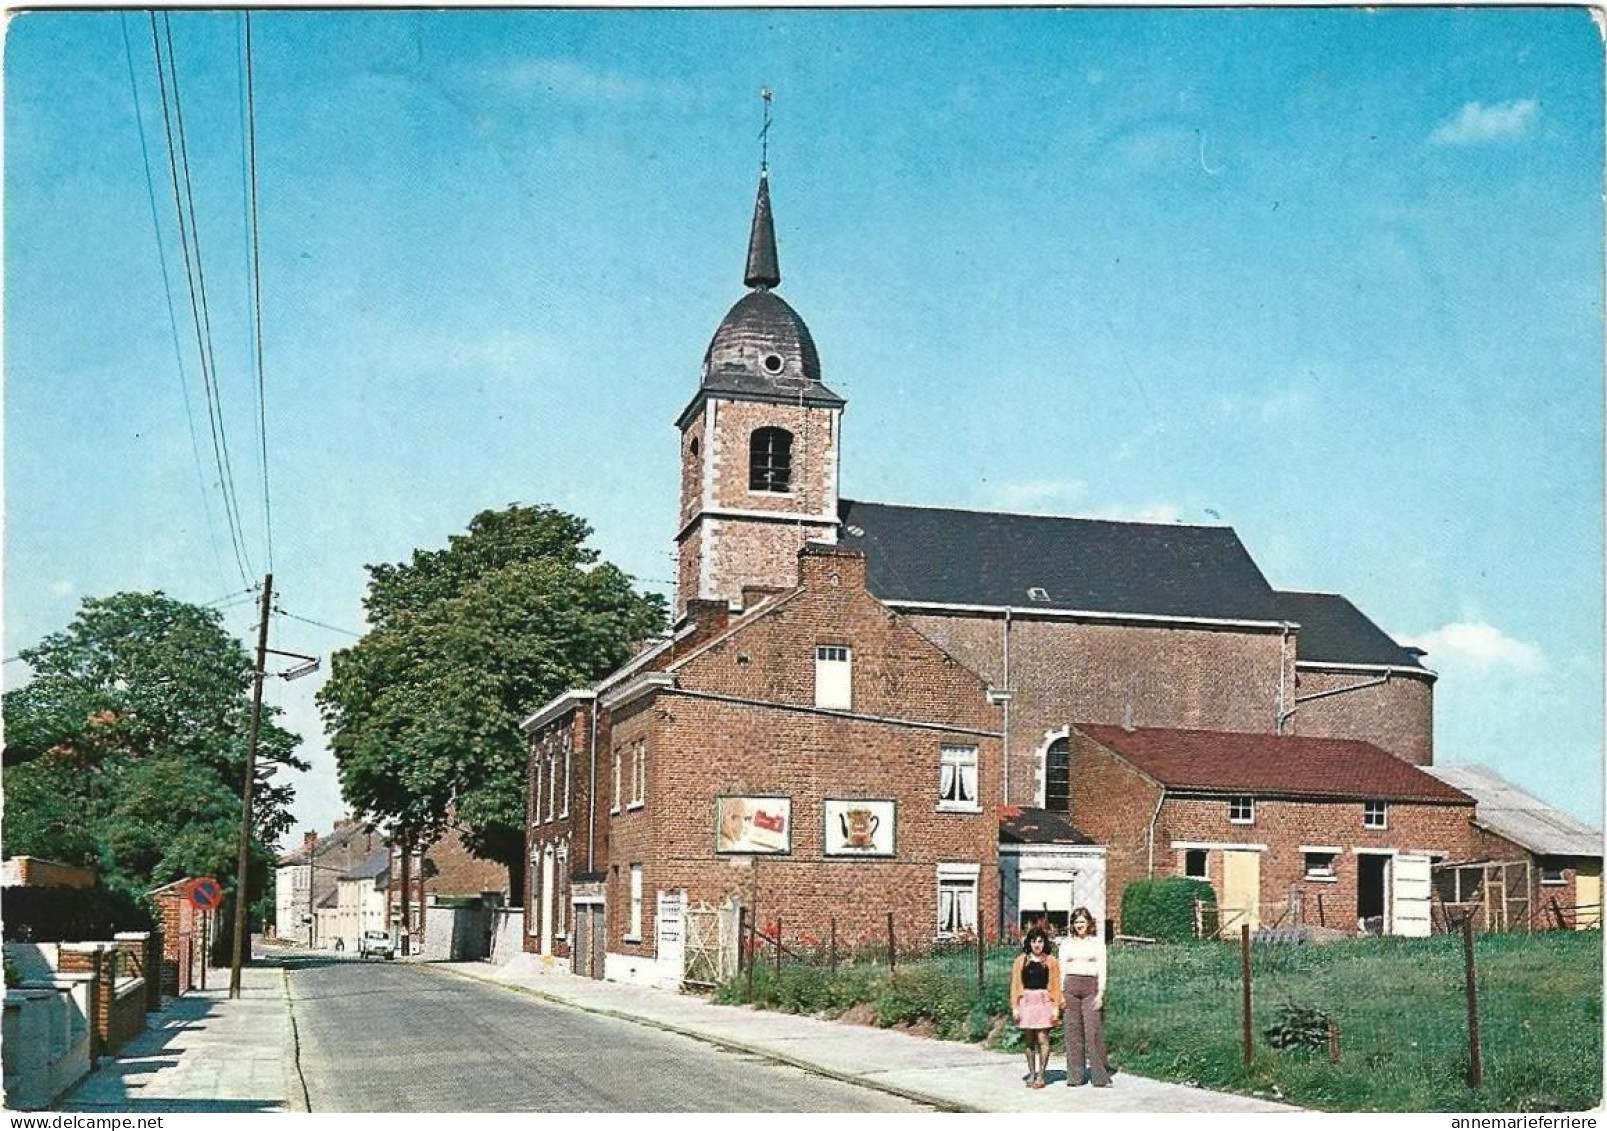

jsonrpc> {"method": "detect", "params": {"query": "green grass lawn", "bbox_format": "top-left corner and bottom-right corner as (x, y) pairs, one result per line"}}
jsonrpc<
(718, 930), (1602, 1112)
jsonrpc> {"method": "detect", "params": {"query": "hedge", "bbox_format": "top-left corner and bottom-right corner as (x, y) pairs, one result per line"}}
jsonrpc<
(2, 885), (155, 942)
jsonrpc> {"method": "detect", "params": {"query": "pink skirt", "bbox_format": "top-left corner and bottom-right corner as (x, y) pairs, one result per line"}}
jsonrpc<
(1017, 988), (1056, 1030)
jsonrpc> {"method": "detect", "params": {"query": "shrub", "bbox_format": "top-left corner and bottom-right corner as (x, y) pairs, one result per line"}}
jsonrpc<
(1120, 876), (1215, 942)
(2, 885), (154, 942)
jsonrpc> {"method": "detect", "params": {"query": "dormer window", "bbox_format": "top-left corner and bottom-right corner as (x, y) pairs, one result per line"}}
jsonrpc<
(750, 427), (793, 492)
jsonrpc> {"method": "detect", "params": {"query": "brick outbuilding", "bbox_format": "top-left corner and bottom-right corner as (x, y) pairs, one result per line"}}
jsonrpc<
(1068, 724), (1476, 936)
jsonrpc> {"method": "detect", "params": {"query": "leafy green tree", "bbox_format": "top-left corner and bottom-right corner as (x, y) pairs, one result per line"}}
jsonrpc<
(2, 592), (306, 919)
(318, 505), (665, 897)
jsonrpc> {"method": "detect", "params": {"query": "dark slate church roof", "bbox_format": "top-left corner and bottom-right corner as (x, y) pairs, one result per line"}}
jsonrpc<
(1273, 591), (1428, 671)
(836, 499), (1283, 624)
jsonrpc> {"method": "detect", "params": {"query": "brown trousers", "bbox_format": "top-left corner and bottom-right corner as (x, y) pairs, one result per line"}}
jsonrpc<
(1062, 973), (1110, 1085)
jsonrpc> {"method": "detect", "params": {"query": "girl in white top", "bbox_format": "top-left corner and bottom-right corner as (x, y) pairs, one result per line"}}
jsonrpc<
(1056, 907), (1111, 1087)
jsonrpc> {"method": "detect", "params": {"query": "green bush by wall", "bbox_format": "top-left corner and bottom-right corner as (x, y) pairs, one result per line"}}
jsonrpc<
(1120, 876), (1215, 941)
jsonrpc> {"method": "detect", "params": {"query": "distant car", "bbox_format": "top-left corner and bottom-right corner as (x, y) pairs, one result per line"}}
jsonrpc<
(358, 930), (395, 960)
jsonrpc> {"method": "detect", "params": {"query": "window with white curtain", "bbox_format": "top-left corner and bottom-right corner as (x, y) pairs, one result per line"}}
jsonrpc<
(937, 863), (980, 937)
(627, 864), (643, 941)
(939, 745), (980, 810)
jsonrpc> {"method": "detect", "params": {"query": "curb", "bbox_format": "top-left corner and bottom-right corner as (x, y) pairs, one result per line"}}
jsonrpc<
(280, 967), (311, 1113)
(427, 963), (978, 1113)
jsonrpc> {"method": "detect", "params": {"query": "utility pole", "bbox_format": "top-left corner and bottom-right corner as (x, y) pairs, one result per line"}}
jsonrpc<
(229, 573), (274, 998)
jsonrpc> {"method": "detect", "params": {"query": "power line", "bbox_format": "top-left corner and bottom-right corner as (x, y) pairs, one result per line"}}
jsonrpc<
(150, 12), (254, 587)
(121, 12), (229, 592)
(241, 11), (274, 575)
(272, 606), (363, 638)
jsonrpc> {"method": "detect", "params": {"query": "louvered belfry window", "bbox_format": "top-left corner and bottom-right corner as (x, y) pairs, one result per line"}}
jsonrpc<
(750, 427), (793, 492)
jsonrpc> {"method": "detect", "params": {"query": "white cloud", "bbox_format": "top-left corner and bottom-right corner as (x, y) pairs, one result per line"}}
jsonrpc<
(1430, 99), (1539, 146)
(1400, 621), (1544, 673)
(1087, 501), (1185, 524)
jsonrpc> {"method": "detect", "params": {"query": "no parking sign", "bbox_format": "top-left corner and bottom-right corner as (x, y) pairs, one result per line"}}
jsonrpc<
(185, 876), (224, 912)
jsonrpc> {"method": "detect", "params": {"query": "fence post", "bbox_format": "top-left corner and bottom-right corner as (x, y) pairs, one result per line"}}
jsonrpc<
(1550, 897), (1567, 931)
(1316, 892), (1326, 928)
(745, 910), (757, 1002)
(1327, 1020), (1341, 1065)
(774, 915), (783, 975)
(886, 911), (897, 971)
(976, 908), (986, 991)
(1462, 915), (1483, 1089)
(1194, 898), (1203, 939)
(1240, 923), (1253, 1071)
(829, 918), (837, 972)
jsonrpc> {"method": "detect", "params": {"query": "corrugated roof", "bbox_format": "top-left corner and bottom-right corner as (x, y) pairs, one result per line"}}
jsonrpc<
(1078, 724), (1471, 804)
(1422, 764), (1602, 857)
(838, 500), (1281, 623)
(1276, 591), (1427, 671)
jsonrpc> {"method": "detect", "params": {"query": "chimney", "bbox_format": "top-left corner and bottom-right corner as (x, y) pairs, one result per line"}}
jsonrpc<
(674, 599), (731, 659)
(740, 584), (785, 611)
(302, 830), (318, 859)
(797, 541), (867, 592)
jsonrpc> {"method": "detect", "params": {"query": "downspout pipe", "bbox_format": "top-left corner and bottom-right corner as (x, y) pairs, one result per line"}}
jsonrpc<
(1145, 789), (1166, 878)
(587, 704), (599, 872)
(1002, 606), (1013, 804)
(1278, 671), (1391, 729)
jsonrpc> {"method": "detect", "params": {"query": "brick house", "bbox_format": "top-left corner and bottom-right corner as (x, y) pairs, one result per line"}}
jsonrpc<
(521, 161), (1466, 979)
(274, 819), (380, 947)
(526, 542), (1003, 985)
(387, 821), (511, 953)
(1424, 764), (1602, 930)
(1068, 724), (1475, 936)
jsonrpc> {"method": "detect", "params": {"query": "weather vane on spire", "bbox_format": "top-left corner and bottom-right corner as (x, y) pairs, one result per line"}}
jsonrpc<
(759, 88), (773, 175)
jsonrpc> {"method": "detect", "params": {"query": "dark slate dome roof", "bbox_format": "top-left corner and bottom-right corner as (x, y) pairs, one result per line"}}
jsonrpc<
(703, 289), (823, 389)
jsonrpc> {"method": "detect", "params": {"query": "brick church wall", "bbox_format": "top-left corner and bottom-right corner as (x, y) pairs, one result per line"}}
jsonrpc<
(1289, 667), (1434, 765)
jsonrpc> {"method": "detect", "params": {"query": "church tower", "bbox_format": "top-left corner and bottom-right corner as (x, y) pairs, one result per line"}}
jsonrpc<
(673, 168), (845, 619)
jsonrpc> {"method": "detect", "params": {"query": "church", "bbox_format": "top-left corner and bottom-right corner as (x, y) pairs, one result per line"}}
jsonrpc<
(521, 162), (1464, 987)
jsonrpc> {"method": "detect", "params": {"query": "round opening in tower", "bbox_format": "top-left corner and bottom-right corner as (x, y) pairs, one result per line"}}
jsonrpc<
(761, 353), (785, 375)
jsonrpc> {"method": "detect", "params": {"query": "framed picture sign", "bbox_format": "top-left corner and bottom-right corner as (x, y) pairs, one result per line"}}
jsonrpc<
(823, 798), (896, 857)
(714, 795), (792, 855)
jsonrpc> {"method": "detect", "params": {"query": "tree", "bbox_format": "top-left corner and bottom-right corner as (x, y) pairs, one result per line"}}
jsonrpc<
(318, 505), (665, 899)
(2, 592), (306, 918)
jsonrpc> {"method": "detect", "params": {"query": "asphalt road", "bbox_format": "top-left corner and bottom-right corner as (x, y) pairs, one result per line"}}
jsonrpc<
(285, 957), (928, 1112)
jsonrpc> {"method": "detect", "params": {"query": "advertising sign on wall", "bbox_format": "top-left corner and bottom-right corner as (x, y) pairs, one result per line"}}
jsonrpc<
(714, 796), (792, 854)
(823, 798), (896, 857)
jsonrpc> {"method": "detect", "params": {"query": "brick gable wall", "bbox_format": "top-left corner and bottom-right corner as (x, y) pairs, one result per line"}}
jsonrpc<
(1288, 667), (1434, 765)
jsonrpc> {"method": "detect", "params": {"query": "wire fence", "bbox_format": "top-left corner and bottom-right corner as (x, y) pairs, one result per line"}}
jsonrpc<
(722, 910), (1601, 1110)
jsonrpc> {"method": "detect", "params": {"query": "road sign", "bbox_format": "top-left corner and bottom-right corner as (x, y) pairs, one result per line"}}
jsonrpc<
(186, 876), (224, 912)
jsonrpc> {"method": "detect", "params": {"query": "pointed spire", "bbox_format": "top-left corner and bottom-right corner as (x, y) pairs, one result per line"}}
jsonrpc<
(744, 172), (781, 289)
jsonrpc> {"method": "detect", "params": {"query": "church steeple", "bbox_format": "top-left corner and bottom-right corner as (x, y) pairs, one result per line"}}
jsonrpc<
(744, 174), (781, 290)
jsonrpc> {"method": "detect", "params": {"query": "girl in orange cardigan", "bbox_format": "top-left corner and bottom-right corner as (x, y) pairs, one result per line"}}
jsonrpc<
(1009, 926), (1063, 1089)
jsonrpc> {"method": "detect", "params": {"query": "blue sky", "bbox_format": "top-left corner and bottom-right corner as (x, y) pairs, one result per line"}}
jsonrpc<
(5, 8), (1602, 839)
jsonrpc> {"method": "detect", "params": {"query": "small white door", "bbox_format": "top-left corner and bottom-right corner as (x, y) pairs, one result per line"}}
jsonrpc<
(1392, 853), (1431, 937)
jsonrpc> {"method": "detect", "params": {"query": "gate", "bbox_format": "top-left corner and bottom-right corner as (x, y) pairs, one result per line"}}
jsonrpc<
(682, 900), (738, 988)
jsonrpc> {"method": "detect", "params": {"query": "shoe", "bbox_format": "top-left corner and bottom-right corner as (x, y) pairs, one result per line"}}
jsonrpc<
(1068, 1076), (1087, 1087)
(1032, 1076), (1046, 1090)
(1092, 1079), (1112, 1088)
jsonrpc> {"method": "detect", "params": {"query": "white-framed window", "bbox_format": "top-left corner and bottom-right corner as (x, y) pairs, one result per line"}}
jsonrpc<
(546, 752), (558, 823)
(1184, 848), (1208, 879)
(629, 740), (646, 808)
(627, 864), (643, 941)
(611, 747), (623, 814)
(938, 745), (980, 810)
(815, 645), (852, 710)
(536, 755), (549, 828)
(1304, 851), (1338, 881)
(937, 862), (980, 937)
(1539, 858), (1568, 886)
(1229, 796), (1255, 825)
(1363, 801), (1388, 830)
(561, 734), (572, 819)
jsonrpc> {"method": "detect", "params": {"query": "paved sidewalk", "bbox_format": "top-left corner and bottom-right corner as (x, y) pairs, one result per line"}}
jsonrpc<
(438, 954), (1297, 1114)
(58, 963), (302, 1114)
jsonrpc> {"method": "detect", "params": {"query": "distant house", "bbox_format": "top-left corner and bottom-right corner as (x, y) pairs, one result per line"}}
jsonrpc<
(1068, 724), (1476, 936)
(1423, 764), (1603, 930)
(331, 848), (391, 951)
(274, 819), (381, 947)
